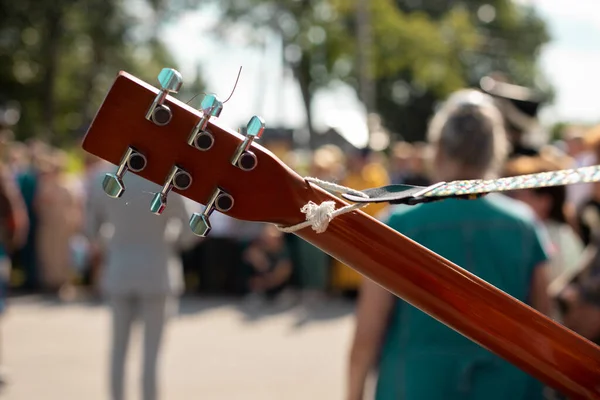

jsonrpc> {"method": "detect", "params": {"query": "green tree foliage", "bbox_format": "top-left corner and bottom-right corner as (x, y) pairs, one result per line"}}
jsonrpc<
(380, 0), (552, 141)
(0, 0), (202, 145)
(219, 0), (551, 143)
(218, 0), (356, 138)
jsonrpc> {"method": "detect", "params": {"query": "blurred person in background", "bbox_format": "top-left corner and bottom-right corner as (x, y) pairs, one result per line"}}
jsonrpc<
(330, 147), (390, 296)
(389, 141), (413, 184)
(390, 141), (431, 186)
(86, 172), (198, 400)
(35, 149), (83, 298)
(549, 179), (600, 395)
(82, 153), (111, 197)
(347, 89), (551, 400)
(404, 141), (431, 186)
(575, 131), (600, 246)
(6, 141), (28, 178)
(12, 138), (48, 291)
(79, 155), (111, 294)
(195, 211), (246, 295)
(577, 183), (600, 248)
(504, 149), (584, 320)
(480, 74), (546, 159)
(563, 126), (596, 211)
(546, 189), (600, 375)
(311, 144), (346, 182)
(0, 130), (28, 387)
(290, 147), (339, 307)
(242, 224), (293, 309)
(273, 145), (340, 308)
(565, 132), (600, 345)
(552, 188), (600, 348)
(226, 217), (264, 295)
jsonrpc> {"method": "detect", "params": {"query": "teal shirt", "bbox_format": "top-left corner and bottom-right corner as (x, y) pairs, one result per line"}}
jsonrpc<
(376, 194), (549, 400)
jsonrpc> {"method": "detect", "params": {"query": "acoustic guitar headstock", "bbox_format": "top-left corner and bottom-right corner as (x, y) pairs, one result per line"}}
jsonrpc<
(82, 68), (321, 236)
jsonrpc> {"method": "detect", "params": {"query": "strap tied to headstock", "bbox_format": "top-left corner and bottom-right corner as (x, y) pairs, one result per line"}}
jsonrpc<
(277, 177), (369, 234)
(278, 164), (600, 234)
(341, 181), (455, 205)
(343, 164), (600, 206)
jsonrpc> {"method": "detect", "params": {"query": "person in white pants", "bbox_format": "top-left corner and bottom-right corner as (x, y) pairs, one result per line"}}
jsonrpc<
(86, 167), (198, 400)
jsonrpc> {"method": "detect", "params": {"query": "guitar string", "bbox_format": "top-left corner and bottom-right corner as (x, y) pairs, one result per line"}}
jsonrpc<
(185, 92), (206, 105)
(222, 66), (243, 104)
(185, 66), (243, 106)
(277, 164), (600, 234)
(123, 190), (158, 207)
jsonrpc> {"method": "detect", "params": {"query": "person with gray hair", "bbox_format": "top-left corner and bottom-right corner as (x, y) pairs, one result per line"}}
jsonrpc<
(86, 170), (199, 400)
(347, 89), (551, 400)
(428, 89), (508, 180)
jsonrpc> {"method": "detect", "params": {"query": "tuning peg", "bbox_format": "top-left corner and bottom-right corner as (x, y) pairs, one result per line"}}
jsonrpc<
(200, 94), (224, 118)
(189, 188), (234, 237)
(145, 68), (183, 126)
(187, 94), (224, 152)
(231, 115), (265, 171)
(102, 147), (147, 198)
(150, 165), (193, 215)
(189, 213), (212, 237)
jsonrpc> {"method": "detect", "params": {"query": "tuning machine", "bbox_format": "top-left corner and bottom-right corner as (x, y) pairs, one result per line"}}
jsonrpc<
(145, 68), (183, 126)
(150, 165), (193, 215)
(189, 188), (234, 237)
(231, 115), (265, 171)
(187, 94), (224, 152)
(102, 147), (147, 198)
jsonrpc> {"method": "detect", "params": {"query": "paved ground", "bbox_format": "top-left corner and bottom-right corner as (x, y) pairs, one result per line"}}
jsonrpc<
(1, 296), (361, 400)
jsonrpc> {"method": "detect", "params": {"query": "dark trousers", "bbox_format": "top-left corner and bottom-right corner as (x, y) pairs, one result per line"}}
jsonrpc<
(182, 238), (245, 295)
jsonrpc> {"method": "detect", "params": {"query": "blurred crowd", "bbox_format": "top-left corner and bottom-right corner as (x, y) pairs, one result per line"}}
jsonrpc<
(0, 76), (600, 399)
(0, 133), (426, 304)
(2, 110), (598, 310)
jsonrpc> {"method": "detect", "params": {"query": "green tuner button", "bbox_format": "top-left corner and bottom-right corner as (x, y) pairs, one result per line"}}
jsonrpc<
(246, 115), (265, 138)
(157, 68), (183, 93)
(150, 193), (168, 215)
(200, 94), (224, 118)
(189, 212), (212, 237)
(102, 174), (125, 198)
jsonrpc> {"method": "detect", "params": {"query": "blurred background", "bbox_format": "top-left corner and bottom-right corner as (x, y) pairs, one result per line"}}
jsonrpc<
(1, 0), (600, 399)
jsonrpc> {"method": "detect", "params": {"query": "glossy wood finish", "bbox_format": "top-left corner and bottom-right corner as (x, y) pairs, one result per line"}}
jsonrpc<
(83, 72), (600, 399)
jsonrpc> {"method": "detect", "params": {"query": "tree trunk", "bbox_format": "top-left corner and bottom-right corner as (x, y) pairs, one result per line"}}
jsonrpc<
(356, 0), (375, 112)
(79, 1), (113, 127)
(356, 0), (376, 147)
(40, 4), (64, 144)
(79, 39), (105, 126)
(294, 54), (315, 148)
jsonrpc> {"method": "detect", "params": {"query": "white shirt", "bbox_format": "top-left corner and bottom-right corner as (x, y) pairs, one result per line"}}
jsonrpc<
(86, 171), (198, 296)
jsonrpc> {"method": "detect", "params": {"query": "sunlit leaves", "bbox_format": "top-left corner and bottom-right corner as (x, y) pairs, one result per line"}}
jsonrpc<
(0, 0), (198, 143)
(218, 0), (550, 141)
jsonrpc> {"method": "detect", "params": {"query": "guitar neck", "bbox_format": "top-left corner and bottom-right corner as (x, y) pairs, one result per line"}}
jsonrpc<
(79, 69), (600, 399)
(294, 183), (600, 399)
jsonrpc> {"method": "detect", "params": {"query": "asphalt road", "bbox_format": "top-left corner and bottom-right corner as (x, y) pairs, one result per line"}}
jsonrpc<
(2, 296), (360, 400)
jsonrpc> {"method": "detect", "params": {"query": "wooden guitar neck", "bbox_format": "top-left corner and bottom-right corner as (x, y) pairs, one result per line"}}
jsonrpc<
(82, 70), (600, 399)
(291, 180), (600, 399)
